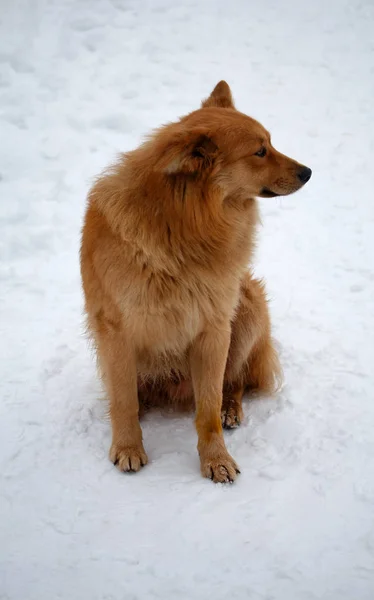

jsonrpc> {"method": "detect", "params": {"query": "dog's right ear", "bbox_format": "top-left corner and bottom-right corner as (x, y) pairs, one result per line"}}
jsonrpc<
(154, 128), (218, 175)
(201, 80), (235, 109)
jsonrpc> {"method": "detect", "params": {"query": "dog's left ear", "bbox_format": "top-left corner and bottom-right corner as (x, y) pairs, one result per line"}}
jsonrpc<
(155, 129), (218, 175)
(202, 80), (235, 109)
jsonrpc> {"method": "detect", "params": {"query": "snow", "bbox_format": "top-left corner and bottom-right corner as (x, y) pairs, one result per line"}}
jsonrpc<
(1, 0), (374, 598)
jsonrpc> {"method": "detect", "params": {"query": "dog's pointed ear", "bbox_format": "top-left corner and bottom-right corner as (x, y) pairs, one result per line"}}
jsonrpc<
(155, 129), (218, 175)
(202, 80), (235, 109)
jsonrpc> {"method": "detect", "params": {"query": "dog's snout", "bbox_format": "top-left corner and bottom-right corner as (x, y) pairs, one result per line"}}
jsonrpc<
(297, 166), (312, 184)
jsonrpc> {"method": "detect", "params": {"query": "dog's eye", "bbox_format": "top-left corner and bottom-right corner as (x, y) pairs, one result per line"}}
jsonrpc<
(254, 147), (267, 157)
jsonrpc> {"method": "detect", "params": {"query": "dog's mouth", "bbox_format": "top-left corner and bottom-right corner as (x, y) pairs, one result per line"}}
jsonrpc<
(259, 188), (280, 198)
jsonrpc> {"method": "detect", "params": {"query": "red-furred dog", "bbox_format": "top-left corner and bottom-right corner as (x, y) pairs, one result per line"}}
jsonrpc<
(80, 81), (311, 482)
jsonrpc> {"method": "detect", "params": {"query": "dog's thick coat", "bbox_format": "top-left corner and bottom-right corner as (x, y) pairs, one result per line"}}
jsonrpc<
(80, 81), (311, 482)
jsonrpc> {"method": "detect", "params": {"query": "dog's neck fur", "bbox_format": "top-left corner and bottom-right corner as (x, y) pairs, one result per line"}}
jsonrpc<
(92, 154), (258, 280)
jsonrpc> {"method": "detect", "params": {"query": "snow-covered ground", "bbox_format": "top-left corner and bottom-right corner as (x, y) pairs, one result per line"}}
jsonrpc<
(1, 0), (374, 598)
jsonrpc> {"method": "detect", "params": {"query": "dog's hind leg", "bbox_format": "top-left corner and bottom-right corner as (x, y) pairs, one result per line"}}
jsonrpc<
(222, 273), (281, 428)
(221, 382), (245, 429)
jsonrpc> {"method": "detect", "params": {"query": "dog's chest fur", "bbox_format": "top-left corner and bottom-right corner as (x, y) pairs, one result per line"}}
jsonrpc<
(113, 204), (257, 368)
(82, 167), (258, 378)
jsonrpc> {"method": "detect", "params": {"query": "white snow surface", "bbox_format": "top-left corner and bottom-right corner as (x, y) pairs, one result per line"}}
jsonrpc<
(1, 1), (374, 598)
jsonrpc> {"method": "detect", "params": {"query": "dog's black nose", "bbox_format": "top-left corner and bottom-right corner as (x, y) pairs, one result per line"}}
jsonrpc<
(297, 166), (312, 184)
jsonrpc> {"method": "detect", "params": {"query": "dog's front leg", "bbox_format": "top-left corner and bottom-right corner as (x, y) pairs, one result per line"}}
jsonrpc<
(98, 329), (147, 472)
(190, 324), (240, 483)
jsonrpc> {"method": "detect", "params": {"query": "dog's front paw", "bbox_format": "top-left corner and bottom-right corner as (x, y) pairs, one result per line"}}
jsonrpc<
(110, 442), (148, 473)
(200, 452), (240, 483)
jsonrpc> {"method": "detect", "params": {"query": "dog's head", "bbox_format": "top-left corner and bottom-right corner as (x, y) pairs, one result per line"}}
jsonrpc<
(155, 81), (311, 199)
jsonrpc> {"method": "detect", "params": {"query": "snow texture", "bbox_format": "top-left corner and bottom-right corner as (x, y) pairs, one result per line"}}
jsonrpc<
(1, 1), (374, 599)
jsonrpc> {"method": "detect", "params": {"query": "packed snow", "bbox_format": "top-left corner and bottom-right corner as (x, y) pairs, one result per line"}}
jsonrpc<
(1, 0), (374, 598)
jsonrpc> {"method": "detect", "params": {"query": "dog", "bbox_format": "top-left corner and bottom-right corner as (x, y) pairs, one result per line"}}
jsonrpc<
(80, 81), (311, 483)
